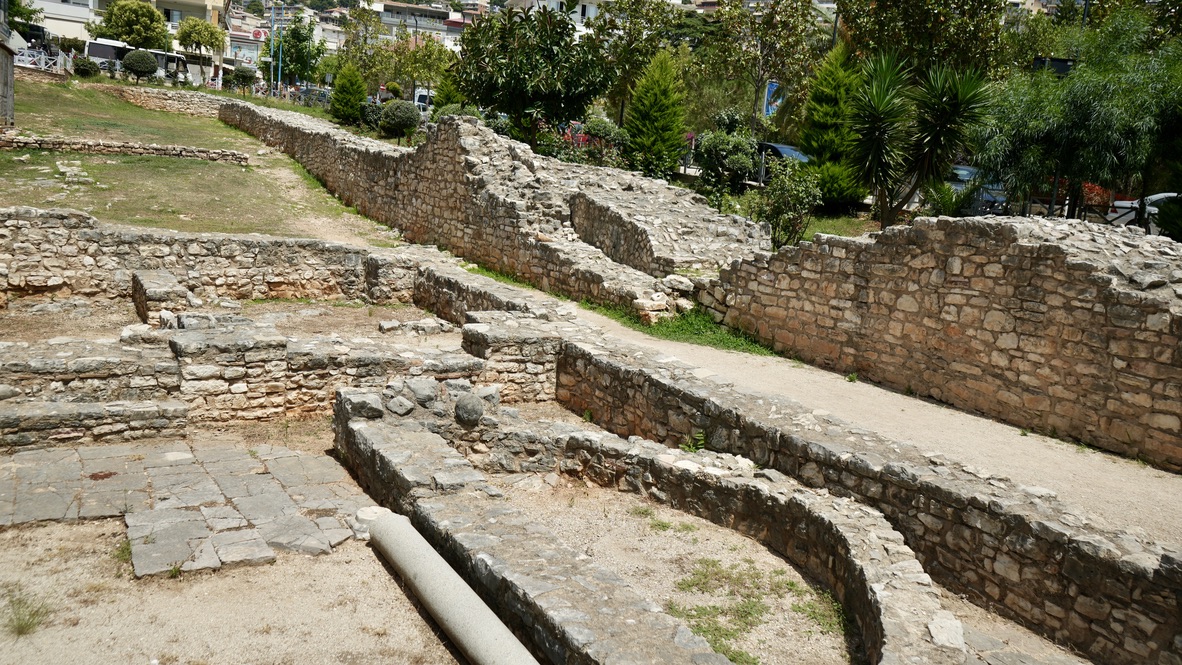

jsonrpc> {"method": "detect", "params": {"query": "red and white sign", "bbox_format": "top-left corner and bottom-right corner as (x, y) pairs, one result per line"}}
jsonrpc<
(252, 29), (270, 40)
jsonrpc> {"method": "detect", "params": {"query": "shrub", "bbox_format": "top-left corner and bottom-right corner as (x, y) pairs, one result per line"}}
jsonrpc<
(329, 64), (366, 125)
(920, 180), (980, 217)
(808, 161), (867, 214)
(430, 102), (482, 122)
(711, 106), (747, 134)
(73, 57), (101, 78)
(360, 102), (384, 131)
(750, 159), (821, 249)
(384, 81), (402, 99)
(229, 67), (257, 94)
(379, 100), (422, 142)
(695, 129), (757, 196)
(484, 115), (512, 137)
(121, 49), (158, 84)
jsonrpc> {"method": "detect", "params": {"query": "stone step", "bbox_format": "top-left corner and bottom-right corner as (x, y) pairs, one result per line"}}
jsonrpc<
(132, 270), (196, 327)
(0, 399), (189, 448)
(0, 338), (181, 402)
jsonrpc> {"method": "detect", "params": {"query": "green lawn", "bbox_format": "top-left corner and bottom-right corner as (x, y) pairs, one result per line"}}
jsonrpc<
(804, 215), (877, 241)
(13, 81), (254, 150)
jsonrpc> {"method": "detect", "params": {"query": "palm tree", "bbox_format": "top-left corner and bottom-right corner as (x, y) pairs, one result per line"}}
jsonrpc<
(850, 53), (992, 227)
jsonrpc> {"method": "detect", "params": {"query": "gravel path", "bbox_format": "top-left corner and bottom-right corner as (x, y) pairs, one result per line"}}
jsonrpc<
(576, 309), (1182, 548)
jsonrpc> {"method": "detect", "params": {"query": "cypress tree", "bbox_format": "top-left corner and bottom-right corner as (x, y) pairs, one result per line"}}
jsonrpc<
(330, 65), (367, 126)
(624, 51), (688, 179)
(798, 42), (860, 164)
(799, 43), (867, 213)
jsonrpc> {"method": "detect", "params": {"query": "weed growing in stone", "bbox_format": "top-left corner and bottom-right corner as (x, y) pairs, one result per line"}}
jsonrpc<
(167, 564), (183, 579)
(463, 263), (536, 290)
(582, 409), (593, 422)
(846, 373), (858, 383)
(680, 430), (707, 453)
(791, 591), (845, 635)
(4, 586), (51, 636)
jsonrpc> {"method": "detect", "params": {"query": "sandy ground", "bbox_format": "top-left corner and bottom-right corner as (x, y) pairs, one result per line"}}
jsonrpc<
(576, 309), (1182, 547)
(495, 478), (860, 665)
(0, 520), (462, 665)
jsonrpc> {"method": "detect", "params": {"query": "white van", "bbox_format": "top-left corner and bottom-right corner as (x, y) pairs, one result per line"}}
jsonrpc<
(85, 38), (189, 82)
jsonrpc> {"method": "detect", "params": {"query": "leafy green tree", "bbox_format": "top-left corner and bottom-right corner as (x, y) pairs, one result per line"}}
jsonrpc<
(588, 0), (681, 124)
(625, 51), (687, 178)
(122, 49), (159, 84)
(380, 100), (422, 142)
(264, 16), (326, 85)
(751, 159), (821, 249)
(837, 0), (1007, 73)
(315, 54), (340, 86)
(713, 0), (816, 132)
(339, 6), (395, 94)
(399, 32), (453, 99)
(849, 53), (992, 227)
(177, 18), (226, 85)
(8, 0), (43, 30)
(330, 64), (368, 125)
(246, 0), (266, 17)
(695, 108), (758, 203)
(229, 66), (258, 93)
(454, 3), (610, 146)
(1053, 0), (1084, 26)
(86, 0), (170, 51)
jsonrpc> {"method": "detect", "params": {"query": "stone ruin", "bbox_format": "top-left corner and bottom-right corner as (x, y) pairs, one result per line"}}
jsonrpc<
(1, 86), (1181, 665)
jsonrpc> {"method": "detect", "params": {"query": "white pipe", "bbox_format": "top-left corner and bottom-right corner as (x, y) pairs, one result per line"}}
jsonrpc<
(356, 506), (541, 665)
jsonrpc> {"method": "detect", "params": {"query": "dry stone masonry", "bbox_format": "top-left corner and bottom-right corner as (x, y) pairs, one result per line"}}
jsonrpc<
(703, 216), (1182, 471)
(0, 129), (250, 164)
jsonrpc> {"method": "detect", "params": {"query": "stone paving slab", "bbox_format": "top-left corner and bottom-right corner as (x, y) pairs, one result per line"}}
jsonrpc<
(0, 440), (374, 577)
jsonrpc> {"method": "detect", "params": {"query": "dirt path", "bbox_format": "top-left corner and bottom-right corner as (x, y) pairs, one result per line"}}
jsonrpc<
(575, 310), (1182, 548)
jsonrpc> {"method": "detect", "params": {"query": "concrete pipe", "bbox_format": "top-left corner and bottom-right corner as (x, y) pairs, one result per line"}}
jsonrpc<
(357, 506), (541, 665)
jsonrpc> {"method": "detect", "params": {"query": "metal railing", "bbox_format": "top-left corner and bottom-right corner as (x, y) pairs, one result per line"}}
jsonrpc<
(14, 49), (74, 74)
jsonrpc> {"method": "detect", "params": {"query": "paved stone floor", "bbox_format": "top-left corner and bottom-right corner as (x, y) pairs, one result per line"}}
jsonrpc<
(0, 440), (372, 577)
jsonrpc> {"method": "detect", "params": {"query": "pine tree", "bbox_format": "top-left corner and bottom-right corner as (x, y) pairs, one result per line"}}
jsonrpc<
(330, 65), (367, 126)
(624, 50), (688, 179)
(798, 42), (860, 164)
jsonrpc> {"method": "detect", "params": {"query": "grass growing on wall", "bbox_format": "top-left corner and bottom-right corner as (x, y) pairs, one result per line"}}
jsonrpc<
(462, 263), (537, 290)
(579, 302), (775, 357)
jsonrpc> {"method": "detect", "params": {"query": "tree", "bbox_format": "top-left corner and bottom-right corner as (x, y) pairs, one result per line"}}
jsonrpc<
(713, 0), (816, 132)
(751, 159), (821, 249)
(395, 32), (453, 100)
(246, 0), (266, 17)
(122, 49), (159, 84)
(1053, 0), (1084, 26)
(380, 100), (421, 142)
(454, 3), (610, 145)
(798, 42), (866, 213)
(624, 50), (687, 178)
(587, 0), (681, 124)
(9, 0), (44, 31)
(330, 64), (367, 125)
(837, 0), (1007, 73)
(339, 6), (394, 94)
(849, 53), (992, 227)
(264, 16), (326, 85)
(86, 0), (170, 51)
(432, 69), (466, 107)
(229, 66), (258, 93)
(177, 18), (226, 85)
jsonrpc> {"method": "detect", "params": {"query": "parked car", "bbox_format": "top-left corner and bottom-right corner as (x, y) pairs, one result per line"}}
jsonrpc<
(1106, 192), (1179, 233)
(946, 165), (1007, 214)
(755, 142), (809, 184)
(298, 87), (331, 108)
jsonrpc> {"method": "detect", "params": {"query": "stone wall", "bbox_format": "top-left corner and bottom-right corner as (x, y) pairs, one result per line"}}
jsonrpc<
(0, 207), (411, 305)
(0, 339), (180, 402)
(703, 216), (1182, 471)
(87, 84), (224, 117)
(0, 131), (250, 164)
(13, 66), (66, 85)
(0, 399), (188, 447)
(543, 322), (1180, 665)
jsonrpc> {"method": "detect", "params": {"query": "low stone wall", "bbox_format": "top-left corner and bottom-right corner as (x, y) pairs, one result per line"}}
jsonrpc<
(87, 84), (225, 118)
(0, 207), (414, 305)
(0, 399), (189, 447)
(703, 216), (1182, 471)
(14, 66), (67, 84)
(546, 324), (1180, 665)
(412, 263), (575, 326)
(0, 131), (250, 164)
(132, 270), (193, 326)
(0, 339), (180, 402)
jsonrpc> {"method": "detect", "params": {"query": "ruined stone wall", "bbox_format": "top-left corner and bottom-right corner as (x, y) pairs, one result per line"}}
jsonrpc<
(0, 207), (409, 305)
(548, 329), (1180, 665)
(87, 84), (224, 117)
(0, 339), (180, 402)
(0, 399), (188, 447)
(704, 216), (1182, 471)
(0, 132), (250, 164)
(13, 66), (66, 85)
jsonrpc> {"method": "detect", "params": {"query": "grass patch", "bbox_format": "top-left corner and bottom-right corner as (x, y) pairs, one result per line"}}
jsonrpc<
(113, 538), (132, 564)
(202, 88), (335, 122)
(0, 151), (353, 236)
(463, 263), (536, 290)
(803, 215), (877, 241)
(580, 302), (775, 357)
(650, 518), (674, 531)
(792, 591), (846, 635)
(4, 586), (52, 636)
(628, 505), (655, 518)
(14, 81), (251, 150)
